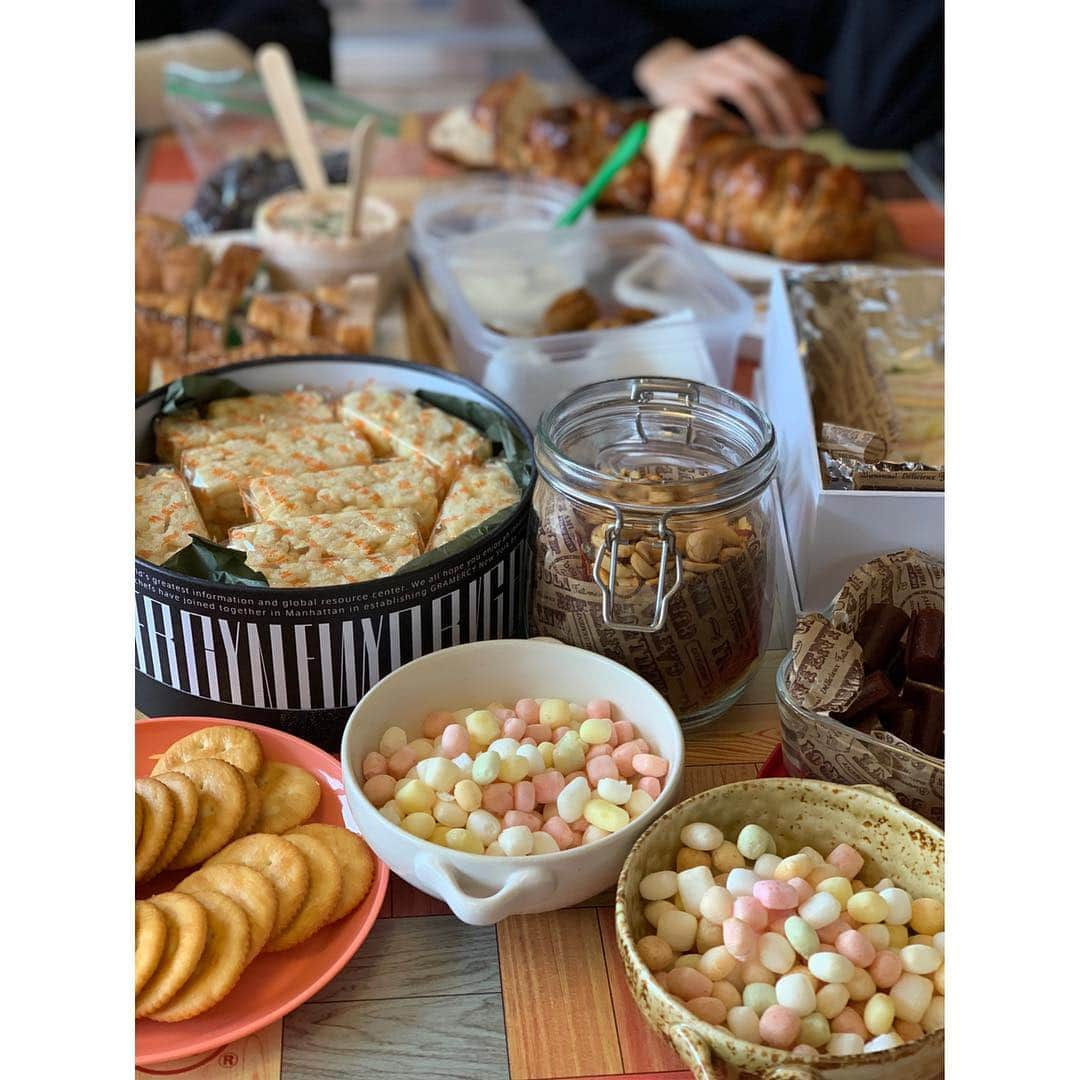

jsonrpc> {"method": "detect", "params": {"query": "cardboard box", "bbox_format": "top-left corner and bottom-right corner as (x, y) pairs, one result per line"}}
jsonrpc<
(761, 273), (944, 612)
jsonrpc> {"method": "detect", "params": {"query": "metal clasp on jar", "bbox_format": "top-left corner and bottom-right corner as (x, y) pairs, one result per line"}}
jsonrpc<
(631, 377), (700, 445)
(591, 506), (683, 632)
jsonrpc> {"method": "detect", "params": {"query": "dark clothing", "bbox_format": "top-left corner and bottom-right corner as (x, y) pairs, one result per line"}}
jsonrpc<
(522, 0), (943, 150)
(136, 0), (333, 82)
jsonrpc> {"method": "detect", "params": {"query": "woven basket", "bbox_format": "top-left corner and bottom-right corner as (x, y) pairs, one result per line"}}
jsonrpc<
(614, 778), (944, 1079)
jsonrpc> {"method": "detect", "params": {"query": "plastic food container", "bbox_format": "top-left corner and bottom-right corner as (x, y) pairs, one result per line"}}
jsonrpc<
(134, 355), (534, 752)
(530, 377), (778, 730)
(410, 176), (589, 256)
(422, 218), (754, 428)
(615, 778), (944, 1079)
(340, 638), (685, 924)
(253, 186), (405, 303)
(775, 653), (945, 825)
(411, 177), (594, 329)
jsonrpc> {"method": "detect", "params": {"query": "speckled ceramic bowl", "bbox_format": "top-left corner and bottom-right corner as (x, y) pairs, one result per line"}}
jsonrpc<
(615, 779), (944, 1079)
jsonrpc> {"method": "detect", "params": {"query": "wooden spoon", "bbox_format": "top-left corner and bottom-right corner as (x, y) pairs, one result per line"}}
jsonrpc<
(255, 43), (327, 194)
(343, 117), (378, 239)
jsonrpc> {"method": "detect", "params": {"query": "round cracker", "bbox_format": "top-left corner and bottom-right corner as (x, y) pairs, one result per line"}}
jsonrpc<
(135, 892), (208, 1017)
(177, 864), (277, 963)
(205, 833), (310, 938)
(152, 724), (264, 778)
(167, 759), (248, 869)
(135, 900), (167, 995)
(136, 793), (144, 847)
(288, 824), (375, 923)
(233, 769), (262, 839)
(148, 890), (251, 1023)
(146, 771), (199, 879)
(135, 778), (175, 882)
(267, 833), (342, 952)
(255, 761), (322, 834)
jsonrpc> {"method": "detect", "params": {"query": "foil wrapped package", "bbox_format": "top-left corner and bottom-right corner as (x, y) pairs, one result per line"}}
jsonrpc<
(785, 266), (944, 490)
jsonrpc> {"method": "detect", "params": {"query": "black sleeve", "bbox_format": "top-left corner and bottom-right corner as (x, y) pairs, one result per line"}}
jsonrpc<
(212, 0), (333, 82)
(135, 1), (333, 82)
(521, 1), (667, 99)
(824, 0), (943, 150)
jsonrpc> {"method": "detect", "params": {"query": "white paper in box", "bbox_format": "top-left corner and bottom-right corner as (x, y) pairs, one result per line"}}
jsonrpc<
(762, 272), (944, 612)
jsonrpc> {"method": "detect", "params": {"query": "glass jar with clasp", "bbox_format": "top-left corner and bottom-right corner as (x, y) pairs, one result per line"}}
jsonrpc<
(530, 377), (778, 729)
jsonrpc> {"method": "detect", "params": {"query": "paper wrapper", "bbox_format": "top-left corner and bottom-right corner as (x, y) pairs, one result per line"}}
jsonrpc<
(529, 479), (773, 721)
(786, 266), (944, 488)
(779, 548), (944, 824)
(777, 694), (945, 825)
(787, 613), (863, 713)
(818, 423), (886, 464)
(832, 548), (945, 635)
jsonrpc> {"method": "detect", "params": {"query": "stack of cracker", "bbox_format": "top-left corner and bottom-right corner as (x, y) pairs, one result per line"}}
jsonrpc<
(135, 724), (375, 1022)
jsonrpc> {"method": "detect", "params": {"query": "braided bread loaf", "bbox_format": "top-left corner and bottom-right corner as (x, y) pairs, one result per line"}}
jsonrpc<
(642, 107), (877, 261)
(430, 77), (881, 262)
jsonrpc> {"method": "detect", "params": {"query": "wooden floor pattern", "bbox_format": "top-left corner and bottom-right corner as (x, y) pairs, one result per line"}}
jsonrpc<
(136, 652), (782, 1080)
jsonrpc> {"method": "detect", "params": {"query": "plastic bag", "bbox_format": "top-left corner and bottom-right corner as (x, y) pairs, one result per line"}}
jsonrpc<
(165, 64), (398, 173)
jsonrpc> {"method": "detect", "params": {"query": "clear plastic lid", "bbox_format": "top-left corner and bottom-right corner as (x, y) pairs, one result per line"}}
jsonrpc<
(411, 177), (592, 253)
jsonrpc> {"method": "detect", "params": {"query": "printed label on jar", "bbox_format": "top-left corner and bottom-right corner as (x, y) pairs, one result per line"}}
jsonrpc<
(528, 480), (774, 719)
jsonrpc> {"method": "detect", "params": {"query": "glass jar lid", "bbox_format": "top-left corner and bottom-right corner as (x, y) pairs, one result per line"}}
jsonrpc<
(536, 376), (776, 514)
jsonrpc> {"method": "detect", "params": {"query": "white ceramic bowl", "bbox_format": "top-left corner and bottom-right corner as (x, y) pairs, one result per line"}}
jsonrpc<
(253, 186), (405, 302)
(341, 639), (685, 925)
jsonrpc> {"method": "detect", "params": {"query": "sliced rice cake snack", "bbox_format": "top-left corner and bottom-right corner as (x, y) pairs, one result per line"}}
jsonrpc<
(136, 292), (190, 392)
(207, 391), (333, 424)
(228, 509), (422, 584)
(247, 293), (316, 342)
(156, 413), (335, 466)
(207, 243), (262, 292)
(181, 424), (373, 533)
(338, 384), (491, 488)
(136, 468), (209, 564)
(336, 384), (420, 455)
(160, 244), (211, 294)
(244, 459), (441, 538)
(427, 459), (520, 550)
(189, 287), (238, 351)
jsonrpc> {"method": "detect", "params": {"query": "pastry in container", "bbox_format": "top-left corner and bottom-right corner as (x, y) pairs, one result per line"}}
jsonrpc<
(135, 465), (209, 565)
(227, 508), (423, 587)
(180, 423), (373, 533)
(253, 186), (404, 303)
(530, 377), (777, 729)
(155, 407), (335, 465)
(205, 390), (333, 423)
(338, 385), (491, 490)
(243, 459), (441, 539)
(428, 459), (519, 550)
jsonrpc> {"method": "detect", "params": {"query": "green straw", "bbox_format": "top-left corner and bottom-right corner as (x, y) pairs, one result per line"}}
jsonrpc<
(555, 119), (650, 227)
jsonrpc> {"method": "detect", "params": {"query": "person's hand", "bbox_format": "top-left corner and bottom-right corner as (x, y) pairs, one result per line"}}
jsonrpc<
(635, 37), (823, 137)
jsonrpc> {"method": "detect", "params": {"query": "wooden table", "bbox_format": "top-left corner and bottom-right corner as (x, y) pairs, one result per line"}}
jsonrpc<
(134, 131), (942, 1079)
(136, 652), (783, 1080)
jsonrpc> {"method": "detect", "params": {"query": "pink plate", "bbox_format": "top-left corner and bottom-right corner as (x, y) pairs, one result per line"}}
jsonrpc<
(135, 716), (389, 1067)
